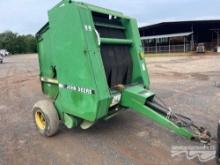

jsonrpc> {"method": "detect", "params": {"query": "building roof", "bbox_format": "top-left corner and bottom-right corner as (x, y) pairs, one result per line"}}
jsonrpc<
(141, 32), (193, 40)
(139, 19), (220, 31)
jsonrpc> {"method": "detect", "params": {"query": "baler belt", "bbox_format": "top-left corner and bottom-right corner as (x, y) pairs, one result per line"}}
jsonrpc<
(101, 45), (133, 88)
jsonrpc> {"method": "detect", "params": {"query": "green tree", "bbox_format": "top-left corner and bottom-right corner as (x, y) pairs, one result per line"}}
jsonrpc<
(0, 31), (37, 54)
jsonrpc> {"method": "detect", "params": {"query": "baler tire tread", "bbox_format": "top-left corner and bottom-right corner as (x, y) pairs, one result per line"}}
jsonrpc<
(33, 100), (59, 137)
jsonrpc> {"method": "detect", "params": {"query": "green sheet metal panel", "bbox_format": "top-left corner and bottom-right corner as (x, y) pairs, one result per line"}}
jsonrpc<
(37, 28), (59, 98)
(77, 6), (112, 119)
(48, 4), (101, 121)
(123, 19), (150, 89)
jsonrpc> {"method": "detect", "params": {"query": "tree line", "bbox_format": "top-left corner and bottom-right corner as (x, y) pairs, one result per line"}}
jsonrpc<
(0, 31), (37, 54)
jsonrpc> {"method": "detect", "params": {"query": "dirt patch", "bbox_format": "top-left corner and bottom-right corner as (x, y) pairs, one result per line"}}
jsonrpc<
(190, 73), (209, 81)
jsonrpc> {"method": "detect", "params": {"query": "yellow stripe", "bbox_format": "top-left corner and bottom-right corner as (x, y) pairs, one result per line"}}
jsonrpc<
(40, 77), (58, 84)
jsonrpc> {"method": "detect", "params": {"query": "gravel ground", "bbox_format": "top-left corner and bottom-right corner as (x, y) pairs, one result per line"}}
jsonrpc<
(0, 54), (219, 165)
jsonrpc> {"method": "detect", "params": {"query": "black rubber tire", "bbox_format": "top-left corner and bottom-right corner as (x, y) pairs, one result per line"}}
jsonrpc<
(33, 100), (59, 137)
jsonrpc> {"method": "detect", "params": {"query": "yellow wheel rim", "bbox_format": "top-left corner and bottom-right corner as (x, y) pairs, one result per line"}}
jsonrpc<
(35, 111), (46, 129)
(140, 52), (145, 59)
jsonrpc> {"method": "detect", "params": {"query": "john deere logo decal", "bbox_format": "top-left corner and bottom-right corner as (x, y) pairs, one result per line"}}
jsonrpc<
(59, 83), (95, 95)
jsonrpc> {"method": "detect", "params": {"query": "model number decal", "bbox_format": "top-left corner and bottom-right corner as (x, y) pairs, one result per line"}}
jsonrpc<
(110, 94), (121, 107)
(59, 83), (95, 95)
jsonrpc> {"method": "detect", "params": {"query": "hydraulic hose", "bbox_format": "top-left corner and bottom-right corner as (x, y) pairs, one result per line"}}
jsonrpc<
(145, 97), (193, 127)
(145, 95), (213, 144)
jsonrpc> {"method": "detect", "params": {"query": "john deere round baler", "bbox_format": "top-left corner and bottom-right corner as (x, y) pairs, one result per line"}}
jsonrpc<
(34, 0), (219, 162)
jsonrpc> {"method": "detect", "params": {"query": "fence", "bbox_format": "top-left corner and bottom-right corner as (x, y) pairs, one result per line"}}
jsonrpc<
(144, 44), (191, 53)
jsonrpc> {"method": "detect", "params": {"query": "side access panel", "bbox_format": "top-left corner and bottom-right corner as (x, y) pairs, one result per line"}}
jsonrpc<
(37, 29), (59, 99)
(123, 19), (150, 89)
(77, 5), (112, 119)
(48, 4), (104, 121)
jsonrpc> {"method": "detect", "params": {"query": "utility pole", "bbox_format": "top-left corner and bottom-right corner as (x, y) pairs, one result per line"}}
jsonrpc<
(184, 37), (186, 53)
(210, 29), (220, 53)
(191, 24), (194, 51)
(169, 38), (171, 54)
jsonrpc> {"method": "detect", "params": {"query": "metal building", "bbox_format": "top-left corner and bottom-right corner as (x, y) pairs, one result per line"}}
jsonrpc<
(139, 20), (220, 54)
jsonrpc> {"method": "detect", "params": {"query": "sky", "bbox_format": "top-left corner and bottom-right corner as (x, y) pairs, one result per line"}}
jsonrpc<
(0, 0), (220, 35)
